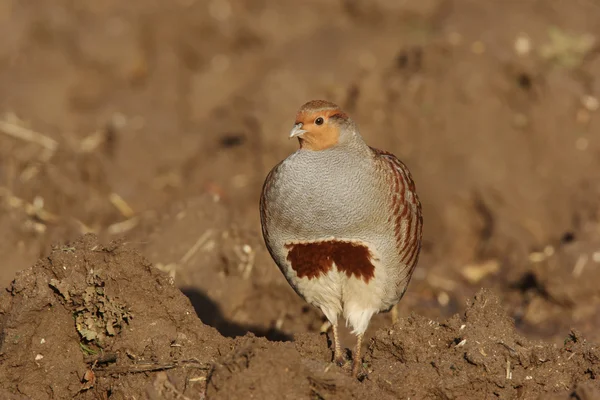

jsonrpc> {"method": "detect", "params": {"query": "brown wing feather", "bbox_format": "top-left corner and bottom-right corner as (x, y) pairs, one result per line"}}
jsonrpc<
(370, 147), (423, 287)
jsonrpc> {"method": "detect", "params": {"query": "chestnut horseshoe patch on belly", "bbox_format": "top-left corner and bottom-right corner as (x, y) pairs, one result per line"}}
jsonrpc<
(284, 239), (377, 282)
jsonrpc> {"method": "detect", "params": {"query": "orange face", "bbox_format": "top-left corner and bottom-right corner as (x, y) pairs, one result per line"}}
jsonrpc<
(290, 101), (349, 151)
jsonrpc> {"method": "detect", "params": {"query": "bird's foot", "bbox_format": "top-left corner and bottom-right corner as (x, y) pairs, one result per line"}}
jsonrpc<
(351, 332), (366, 380)
(351, 358), (368, 380)
(337, 359), (353, 375)
(333, 351), (365, 379)
(333, 353), (348, 367)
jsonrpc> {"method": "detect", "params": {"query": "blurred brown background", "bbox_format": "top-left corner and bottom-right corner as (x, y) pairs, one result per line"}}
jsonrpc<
(1, 0), (600, 346)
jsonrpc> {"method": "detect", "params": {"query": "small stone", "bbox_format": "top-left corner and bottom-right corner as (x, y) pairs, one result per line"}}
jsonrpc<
(515, 34), (532, 56)
(582, 95), (599, 111)
(437, 291), (450, 306)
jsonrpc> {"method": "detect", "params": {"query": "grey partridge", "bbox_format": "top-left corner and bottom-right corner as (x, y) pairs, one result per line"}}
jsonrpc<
(259, 100), (423, 377)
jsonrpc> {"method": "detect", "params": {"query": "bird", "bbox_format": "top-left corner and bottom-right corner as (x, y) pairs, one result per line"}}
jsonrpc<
(259, 100), (423, 377)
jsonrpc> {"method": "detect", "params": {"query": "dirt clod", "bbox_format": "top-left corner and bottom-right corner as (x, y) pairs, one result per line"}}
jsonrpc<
(0, 234), (227, 400)
(369, 290), (600, 399)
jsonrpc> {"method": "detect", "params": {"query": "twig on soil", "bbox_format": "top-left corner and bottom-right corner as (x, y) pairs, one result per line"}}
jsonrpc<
(95, 363), (177, 374)
(177, 359), (212, 370)
(460, 259), (499, 284)
(506, 358), (512, 379)
(497, 341), (518, 356)
(109, 192), (135, 218)
(72, 218), (97, 235)
(0, 187), (59, 223)
(18, 164), (38, 183)
(107, 216), (139, 235)
(79, 113), (126, 153)
(0, 114), (56, 183)
(572, 254), (588, 277)
(0, 117), (58, 152)
(232, 243), (255, 280)
(94, 359), (211, 375)
(180, 230), (213, 265)
(529, 245), (555, 263)
(79, 129), (106, 153)
(241, 245), (255, 280)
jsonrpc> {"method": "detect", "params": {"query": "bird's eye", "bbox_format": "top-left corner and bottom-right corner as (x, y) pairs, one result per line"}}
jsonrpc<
(315, 117), (324, 125)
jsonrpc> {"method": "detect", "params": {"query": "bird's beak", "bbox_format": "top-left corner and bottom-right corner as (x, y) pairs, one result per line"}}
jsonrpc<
(289, 123), (307, 138)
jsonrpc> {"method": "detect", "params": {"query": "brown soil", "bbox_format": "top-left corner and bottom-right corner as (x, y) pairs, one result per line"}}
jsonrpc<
(2, 234), (600, 399)
(1, 0), (600, 398)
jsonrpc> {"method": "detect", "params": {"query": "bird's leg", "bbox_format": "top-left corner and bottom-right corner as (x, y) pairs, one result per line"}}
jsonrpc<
(332, 323), (345, 365)
(391, 304), (399, 325)
(351, 332), (364, 378)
